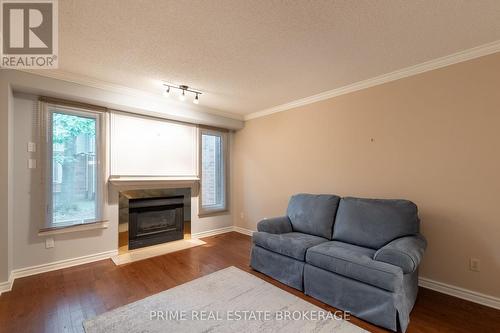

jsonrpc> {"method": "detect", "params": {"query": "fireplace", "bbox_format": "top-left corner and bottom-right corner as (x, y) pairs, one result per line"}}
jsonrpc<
(128, 195), (185, 249)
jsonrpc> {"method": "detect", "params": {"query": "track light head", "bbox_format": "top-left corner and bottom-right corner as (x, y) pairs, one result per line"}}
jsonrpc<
(179, 89), (186, 101)
(193, 93), (199, 104)
(162, 86), (170, 97)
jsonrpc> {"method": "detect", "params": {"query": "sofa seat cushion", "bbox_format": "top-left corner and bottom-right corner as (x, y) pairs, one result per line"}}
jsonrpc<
(253, 232), (328, 261)
(306, 241), (403, 292)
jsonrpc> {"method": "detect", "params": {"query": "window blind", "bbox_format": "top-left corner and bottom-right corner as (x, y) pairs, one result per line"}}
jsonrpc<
(110, 111), (198, 177)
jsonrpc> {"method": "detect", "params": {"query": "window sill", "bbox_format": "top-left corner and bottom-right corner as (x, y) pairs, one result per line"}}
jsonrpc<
(198, 209), (229, 218)
(38, 221), (109, 236)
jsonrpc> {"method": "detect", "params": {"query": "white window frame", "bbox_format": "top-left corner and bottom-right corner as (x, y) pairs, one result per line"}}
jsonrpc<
(41, 101), (107, 229)
(199, 128), (229, 216)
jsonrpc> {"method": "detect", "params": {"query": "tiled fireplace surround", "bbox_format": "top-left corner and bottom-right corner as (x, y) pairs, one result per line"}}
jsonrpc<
(118, 187), (192, 251)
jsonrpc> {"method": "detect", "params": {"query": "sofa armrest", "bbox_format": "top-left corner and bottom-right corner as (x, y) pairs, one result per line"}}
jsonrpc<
(256, 216), (293, 234)
(373, 234), (427, 273)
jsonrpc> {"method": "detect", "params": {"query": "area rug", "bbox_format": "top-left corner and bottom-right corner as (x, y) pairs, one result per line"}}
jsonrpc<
(83, 266), (366, 333)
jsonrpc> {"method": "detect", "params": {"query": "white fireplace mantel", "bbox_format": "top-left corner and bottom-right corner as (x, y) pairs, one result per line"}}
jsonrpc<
(108, 176), (200, 191)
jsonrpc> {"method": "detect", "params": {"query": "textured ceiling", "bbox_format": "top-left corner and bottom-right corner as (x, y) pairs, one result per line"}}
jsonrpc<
(44, 0), (500, 115)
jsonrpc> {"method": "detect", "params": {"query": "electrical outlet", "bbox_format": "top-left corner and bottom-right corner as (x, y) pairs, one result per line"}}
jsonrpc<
(45, 238), (55, 249)
(469, 258), (480, 272)
(240, 212), (245, 220)
(27, 142), (36, 152)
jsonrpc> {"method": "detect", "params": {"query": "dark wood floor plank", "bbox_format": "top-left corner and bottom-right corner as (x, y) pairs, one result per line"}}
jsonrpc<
(0, 232), (499, 333)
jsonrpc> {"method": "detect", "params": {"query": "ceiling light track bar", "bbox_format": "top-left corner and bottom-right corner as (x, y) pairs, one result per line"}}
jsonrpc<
(163, 83), (202, 95)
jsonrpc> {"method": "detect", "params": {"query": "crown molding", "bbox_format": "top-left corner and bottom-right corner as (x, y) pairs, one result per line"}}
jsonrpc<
(245, 40), (500, 121)
(17, 39), (500, 123)
(18, 69), (245, 121)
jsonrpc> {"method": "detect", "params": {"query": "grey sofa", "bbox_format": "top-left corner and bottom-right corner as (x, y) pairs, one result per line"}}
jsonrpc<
(250, 194), (427, 332)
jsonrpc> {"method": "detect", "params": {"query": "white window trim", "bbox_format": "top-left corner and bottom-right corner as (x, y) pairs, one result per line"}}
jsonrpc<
(40, 100), (108, 231)
(198, 128), (229, 216)
(38, 221), (109, 236)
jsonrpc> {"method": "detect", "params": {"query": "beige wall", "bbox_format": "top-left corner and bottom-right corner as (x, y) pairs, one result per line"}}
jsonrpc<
(232, 53), (500, 297)
(0, 81), (13, 283)
(12, 96), (119, 270)
(0, 70), (241, 287)
(10, 95), (233, 271)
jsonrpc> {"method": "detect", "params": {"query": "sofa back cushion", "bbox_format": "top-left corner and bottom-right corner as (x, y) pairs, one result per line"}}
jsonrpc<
(287, 194), (340, 239)
(332, 197), (420, 249)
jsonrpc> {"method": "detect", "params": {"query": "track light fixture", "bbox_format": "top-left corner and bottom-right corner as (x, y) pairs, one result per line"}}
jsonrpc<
(162, 85), (170, 97)
(162, 83), (202, 104)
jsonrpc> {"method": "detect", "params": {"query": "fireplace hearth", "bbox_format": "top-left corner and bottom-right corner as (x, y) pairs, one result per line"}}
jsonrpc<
(128, 195), (185, 249)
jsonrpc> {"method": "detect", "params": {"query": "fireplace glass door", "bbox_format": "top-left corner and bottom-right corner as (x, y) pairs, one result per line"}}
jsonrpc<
(128, 196), (184, 249)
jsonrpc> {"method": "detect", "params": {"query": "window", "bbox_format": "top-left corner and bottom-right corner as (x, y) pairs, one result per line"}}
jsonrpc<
(43, 102), (105, 228)
(199, 129), (228, 214)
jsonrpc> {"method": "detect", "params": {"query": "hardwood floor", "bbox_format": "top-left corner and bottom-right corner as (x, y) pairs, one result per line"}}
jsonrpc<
(0, 232), (499, 333)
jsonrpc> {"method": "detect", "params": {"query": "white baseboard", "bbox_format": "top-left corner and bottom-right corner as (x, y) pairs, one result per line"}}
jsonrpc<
(232, 226), (254, 236)
(0, 276), (14, 295)
(191, 226), (234, 239)
(0, 249), (118, 296)
(225, 226), (500, 311)
(418, 277), (500, 310)
(2, 225), (246, 295)
(191, 226), (254, 239)
(3, 228), (499, 312)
